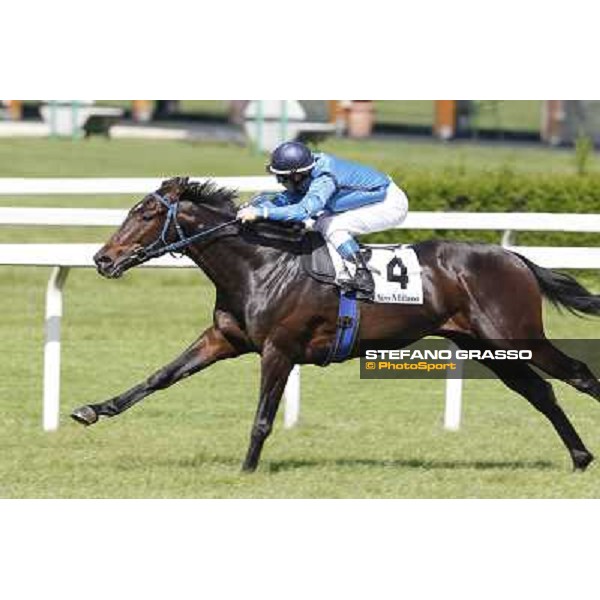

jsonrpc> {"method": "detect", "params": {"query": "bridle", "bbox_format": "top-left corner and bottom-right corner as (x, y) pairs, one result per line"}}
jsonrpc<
(131, 192), (238, 263)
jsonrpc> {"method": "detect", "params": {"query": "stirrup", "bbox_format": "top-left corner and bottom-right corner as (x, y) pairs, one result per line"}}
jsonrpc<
(341, 282), (373, 301)
(342, 274), (374, 301)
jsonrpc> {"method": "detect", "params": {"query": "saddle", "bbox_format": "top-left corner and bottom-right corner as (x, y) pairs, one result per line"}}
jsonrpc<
(241, 221), (423, 305)
(301, 231), (337, 285)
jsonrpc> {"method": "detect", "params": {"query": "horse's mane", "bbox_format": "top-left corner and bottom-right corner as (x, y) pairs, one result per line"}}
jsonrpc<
(164, 177), (238, 216)
(161, 177), (305, 250)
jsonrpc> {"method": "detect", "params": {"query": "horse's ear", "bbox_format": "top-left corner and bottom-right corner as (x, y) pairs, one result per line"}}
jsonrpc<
(161, 176), (190, 195)
(174, 176), (190, 194)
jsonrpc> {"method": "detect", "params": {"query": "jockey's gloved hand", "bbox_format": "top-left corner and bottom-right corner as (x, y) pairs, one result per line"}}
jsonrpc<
(237, 206), (260, 223)
(248, 193), (273, 206)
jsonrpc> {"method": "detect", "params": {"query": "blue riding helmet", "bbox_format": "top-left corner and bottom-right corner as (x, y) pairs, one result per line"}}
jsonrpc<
(267, 141), (316, 194)
(268, 141), (315, 175)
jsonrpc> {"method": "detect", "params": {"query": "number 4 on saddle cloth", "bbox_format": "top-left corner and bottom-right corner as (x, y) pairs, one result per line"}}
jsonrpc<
(302, 231), (424, 305)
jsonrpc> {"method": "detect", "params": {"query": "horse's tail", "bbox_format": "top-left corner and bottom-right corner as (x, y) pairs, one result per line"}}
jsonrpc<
(512, 252), (600, 317)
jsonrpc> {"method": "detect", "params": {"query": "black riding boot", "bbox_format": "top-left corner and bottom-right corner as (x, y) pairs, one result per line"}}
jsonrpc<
(346, 250), (375, 297)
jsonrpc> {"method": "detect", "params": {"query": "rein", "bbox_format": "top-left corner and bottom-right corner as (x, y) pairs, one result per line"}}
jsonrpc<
(132, 192), (238, 262)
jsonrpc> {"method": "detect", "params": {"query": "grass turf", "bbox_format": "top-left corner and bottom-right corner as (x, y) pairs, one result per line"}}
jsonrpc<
(1, 136), (600, 497)
(2, 266), (600, 498)
(0, 135), (598, 184)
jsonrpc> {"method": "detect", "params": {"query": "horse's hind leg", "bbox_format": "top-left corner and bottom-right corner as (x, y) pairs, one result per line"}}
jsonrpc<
(71, 326), (242, 425)
(447, 334), (593, 471)
(527, 339), (600, 402)
(462, 269), (600, 402)
(488, 360), (593, 471)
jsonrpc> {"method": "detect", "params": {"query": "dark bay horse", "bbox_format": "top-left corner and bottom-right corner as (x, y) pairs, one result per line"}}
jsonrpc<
(71, 177), (600, 472)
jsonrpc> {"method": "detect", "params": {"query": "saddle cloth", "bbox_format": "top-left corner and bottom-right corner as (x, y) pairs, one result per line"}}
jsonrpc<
(302, 232), (424, 304)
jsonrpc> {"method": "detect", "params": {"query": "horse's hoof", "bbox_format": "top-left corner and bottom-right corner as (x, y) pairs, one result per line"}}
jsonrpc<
(572, 450), (594, 472)
(70, 405), (98, 427)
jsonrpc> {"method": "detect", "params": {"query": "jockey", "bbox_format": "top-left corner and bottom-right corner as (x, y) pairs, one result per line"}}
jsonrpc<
(236, 141), (409, 296)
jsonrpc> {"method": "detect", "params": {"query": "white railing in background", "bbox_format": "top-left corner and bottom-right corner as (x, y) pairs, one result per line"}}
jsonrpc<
(1, 177), (598, 432)
(0, 177), (279, 195)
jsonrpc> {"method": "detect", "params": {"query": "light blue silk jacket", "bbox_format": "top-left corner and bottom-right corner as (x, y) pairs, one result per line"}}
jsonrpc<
(253, 152), (391, 222)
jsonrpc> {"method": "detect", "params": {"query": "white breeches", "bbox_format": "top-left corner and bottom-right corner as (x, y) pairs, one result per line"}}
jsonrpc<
(314, 182), (409, 249)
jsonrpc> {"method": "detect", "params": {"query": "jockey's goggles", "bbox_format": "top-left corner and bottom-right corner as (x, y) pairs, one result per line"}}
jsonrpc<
(267, 167), (314, 185)
(267, 162), (315, 178)
(275, 172), (310, 185)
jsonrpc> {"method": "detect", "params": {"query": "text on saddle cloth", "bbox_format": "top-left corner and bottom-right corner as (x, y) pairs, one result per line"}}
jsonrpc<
(329, 244), (424, 304)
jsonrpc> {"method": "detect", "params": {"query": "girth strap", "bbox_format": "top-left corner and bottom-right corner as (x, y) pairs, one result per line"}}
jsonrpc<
(324, 291), (360, 365)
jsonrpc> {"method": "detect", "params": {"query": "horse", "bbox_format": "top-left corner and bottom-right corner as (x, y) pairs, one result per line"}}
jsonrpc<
(71, 176), (600, 473)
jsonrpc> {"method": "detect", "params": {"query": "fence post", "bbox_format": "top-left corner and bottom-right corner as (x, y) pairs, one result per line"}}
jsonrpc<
(49, 101), (58, 138)
(434, 100), (457, 140)
(71, 101), (80, 140)
(444, 342), (464, 430)
(255, 100), (264, 153)
(43, 266), (69, 431)
(283, 365), (301, 428)
(280, 100), (289, 144)
(6, 100), (23, 120)
(132, 100), (153, 122)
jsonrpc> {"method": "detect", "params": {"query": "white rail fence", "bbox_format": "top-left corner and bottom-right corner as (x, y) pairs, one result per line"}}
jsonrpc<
(1, 177), (599, 431)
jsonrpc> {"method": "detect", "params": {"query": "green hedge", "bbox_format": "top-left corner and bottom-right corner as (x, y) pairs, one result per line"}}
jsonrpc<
(362, 168), (600, 248)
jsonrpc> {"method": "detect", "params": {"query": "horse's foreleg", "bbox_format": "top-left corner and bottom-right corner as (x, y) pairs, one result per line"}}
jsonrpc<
(241, 341), (293, 473)
(71, 326), (242, 426)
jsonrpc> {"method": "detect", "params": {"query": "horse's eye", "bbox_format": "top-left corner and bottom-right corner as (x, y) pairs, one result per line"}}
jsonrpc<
(141, 213), (155, 222)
